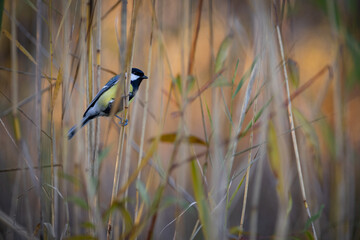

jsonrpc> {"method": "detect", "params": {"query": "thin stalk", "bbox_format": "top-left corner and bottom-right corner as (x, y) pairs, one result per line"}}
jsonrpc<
(276, 25), (317, 240)
(188, 0), (203, 75)
(48, 0), (55, 229)
(0, 210), (32, 239)
(239, 66), (260, 237)
(108, 127), (126, 239)
(208, 0), (215, 107)
(35, 0), (43, 236)
(9, 1), (23, 239)
(107, 1), (129, 238)
(10, 0), (18, 138)
(122, 0), (139, 198)
(95, 0), (101, 184)
(120, 0), (143, 234)
(134, 0), (155, 226)
(249, 120), (268, 240)
(86, 0), (94, 178)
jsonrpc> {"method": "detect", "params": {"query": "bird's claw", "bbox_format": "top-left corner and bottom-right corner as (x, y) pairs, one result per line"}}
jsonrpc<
(115, 115), (128, 126)
(120, 119), (128, 126)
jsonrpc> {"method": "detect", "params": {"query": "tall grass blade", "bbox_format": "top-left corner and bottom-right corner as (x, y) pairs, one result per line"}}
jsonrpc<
(190, 159), (210, 239)
(214, 36), (231, 73)
(276, 24), (317, 240)
(3, 29), (37, 65)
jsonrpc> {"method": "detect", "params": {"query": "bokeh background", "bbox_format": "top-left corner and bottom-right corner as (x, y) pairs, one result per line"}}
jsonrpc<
(0, 0), (359, 239)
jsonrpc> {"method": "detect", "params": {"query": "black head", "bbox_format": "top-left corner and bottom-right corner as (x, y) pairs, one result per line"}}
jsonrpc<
(131, 68), (148, 80)
(129, 68), (148, 101)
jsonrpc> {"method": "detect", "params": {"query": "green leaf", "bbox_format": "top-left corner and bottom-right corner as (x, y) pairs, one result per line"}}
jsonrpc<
(345, 33), (360, 87)
(67, 196), (89, 210)
(174, 75), (182, 94)
(288, 58), (300, 88)
(211, 76), (232, 88)
(187, 75), (196, 93)
(232, 59), (257, 99)
(267, 121), (283, 195)
(227, 172), (246, 209)
(292, 108), (321, 171)
(320, 120), (336, 158)
(229, 226), (241, 235)
(103, 200), (133, 231)
(221, 88), (233, 126)
(215, 36), (232, 73)
(81, 221), (95, 230)
(158, 196), (184, 212)
(190, 159), (210, 239)
(242, 98), (271, 136)
(136, 179), (150, 207)
(205, 101), (213, 128)
(245, 82), (267, 114)
(287, 194), (293, 215)
(0, 0), (4, 31)
(304, 230), (315, 240)
(151, 133), (208, 146)
(231, 59), (240, 86)
(58, 172), (80, 186)
(304, 205), (324, 231)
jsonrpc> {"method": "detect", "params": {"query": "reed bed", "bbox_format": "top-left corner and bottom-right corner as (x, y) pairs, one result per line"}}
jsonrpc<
(0, 0), (359, 239)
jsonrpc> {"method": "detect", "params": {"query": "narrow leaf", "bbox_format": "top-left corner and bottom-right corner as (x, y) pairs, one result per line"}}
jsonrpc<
(67, 196), (89, 210)
(227, 172), (246, 209)
(211, 76), (232, 88)
(215, 36), (232, 73)
(304, 205), (324, 231)
(231, 59), (240, 86)
(105, 201), (133, 232)
(51, 68), (63, 109)
(136, 179), (150, 207)
(0, 0), (4, 30)
(2, 29), (37, 65)
(13, 115), (21, 141)
(81, 222), (95, 230)
(174, 75), (182, 94)
(267, 121), (283, 195)
(151, 133), (207, 146)
(205, 101), (213, 128)
(242, 98), (271, 135)
(288, 58), (300, 87)
(187, 75), (196, 93)
(190, 159), (210, 239)
(232, 58), (257, 99)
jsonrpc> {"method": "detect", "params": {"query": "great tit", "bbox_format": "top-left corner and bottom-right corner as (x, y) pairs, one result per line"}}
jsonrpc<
(67, 68), (148, 139)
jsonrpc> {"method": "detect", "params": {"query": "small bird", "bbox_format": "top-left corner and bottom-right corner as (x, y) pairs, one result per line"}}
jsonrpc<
(67, 68), (148, 139)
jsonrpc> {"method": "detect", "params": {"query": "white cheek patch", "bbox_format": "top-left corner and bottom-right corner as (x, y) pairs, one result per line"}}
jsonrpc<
(130, 73), (138, 82)
(125, 72), (139, 82)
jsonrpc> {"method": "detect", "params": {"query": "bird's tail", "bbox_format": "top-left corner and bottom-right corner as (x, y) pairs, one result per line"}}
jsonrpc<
(67, 116), (92, 140)
(67, 125), (78, 139)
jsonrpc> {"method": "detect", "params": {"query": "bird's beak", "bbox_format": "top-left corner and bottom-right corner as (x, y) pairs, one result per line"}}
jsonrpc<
(143, 75), (148, 79)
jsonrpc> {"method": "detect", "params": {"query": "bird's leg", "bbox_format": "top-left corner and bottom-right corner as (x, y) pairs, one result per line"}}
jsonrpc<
(115, 115), (128, 126)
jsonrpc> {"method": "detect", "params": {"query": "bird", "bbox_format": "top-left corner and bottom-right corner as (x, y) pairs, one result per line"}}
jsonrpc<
(67, 68), (148, 139)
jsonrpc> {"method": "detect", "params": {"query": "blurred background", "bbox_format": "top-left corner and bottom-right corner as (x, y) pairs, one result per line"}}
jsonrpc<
(0, 0), (359, 239)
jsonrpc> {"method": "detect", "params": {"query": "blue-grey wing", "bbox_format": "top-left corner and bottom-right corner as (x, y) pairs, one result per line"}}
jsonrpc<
(83, 74), (122, 117)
